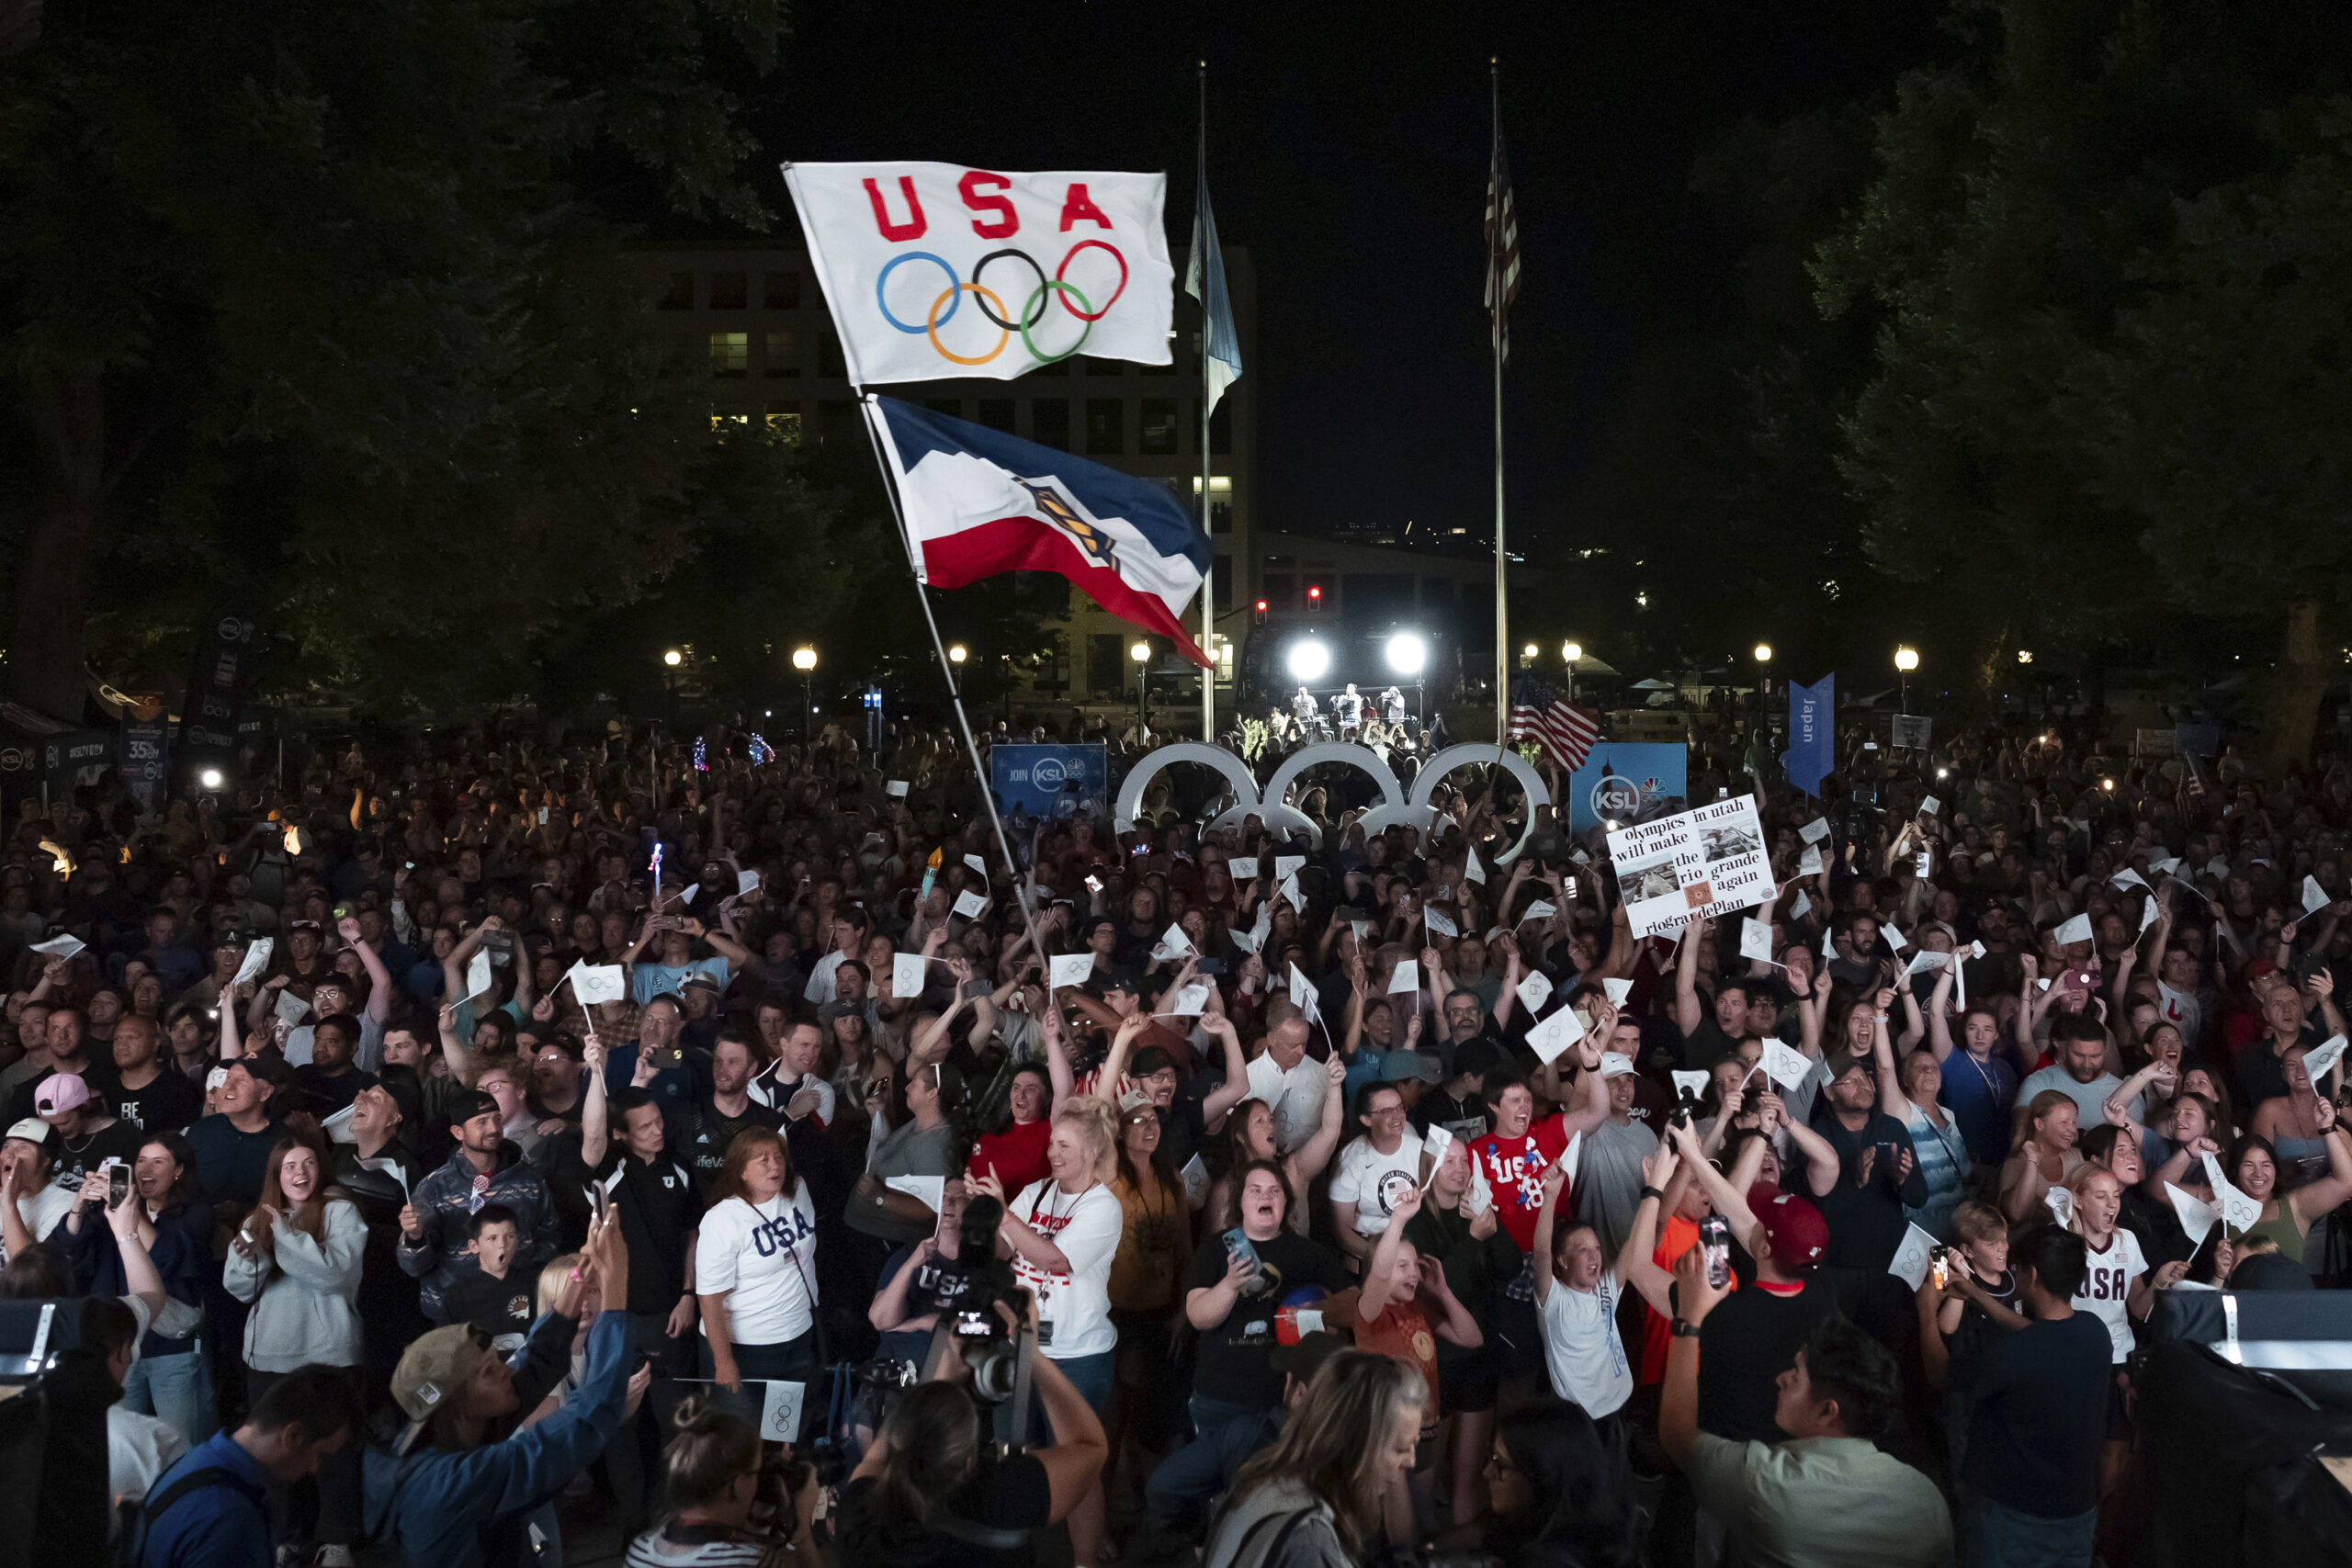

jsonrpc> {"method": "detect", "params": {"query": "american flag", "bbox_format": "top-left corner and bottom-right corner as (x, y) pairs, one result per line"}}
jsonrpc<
(1485, 130), (1521, 365)
(1510, 675), (1599, 771)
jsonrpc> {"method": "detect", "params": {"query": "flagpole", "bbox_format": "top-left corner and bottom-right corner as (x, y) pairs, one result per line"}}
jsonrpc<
(855, 393), (1050, 966)
(1198, 60), (1216, 750)
(1489, 59), (1510, 757)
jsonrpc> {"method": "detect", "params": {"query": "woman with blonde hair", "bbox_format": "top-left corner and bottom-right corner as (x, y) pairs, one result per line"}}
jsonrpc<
(1999, 1089), (2084, 1224)
(969, 1093), (1125, 1567)
(1205, 1350), (1429, 1568)
(223, 1134), (366, 1562)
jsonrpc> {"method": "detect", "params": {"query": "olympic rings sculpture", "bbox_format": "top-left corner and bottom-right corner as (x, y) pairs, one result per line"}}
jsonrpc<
(876, 242), (1129, 367)
(1114, 741), (1555, 863)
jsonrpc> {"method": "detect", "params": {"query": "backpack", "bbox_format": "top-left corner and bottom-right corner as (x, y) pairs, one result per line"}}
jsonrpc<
(112, 1464), (264, 1568)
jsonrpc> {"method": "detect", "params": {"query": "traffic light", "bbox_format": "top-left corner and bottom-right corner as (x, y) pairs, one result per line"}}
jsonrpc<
(1306, 583), (1324, 613)
(1253, 598), (1268, 626)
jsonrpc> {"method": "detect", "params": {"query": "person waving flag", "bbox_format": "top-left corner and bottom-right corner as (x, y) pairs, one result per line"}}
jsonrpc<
(866, 397), (1213, 666)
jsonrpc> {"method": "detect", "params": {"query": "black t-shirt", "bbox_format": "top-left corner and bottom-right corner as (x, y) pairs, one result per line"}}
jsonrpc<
(836, 1450), (1052, 1568)
(590, 1147), (707, 1311)
(1960, 1314), (2113, 1517)
(1807, 1108), (1925, 1270)
(1697, 1277), (1839, 1442)
(1680, 1016), (1741, 1071)
(293, 1062), (378, 1120)
(1413, 1086), (1491, 1145)
(109, 1069), (203, 1137)
(50, 1119), (146, 1198)
(1184, 1228), (1350, 1412)
(443, 1266), (539, 1343)
(666, 1096), (784, 1187)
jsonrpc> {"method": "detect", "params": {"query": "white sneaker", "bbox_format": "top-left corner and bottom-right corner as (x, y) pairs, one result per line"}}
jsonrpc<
(311, 1548), (355, 1568)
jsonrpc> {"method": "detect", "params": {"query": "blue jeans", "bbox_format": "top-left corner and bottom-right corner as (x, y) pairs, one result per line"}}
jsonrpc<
(122, 1348), (217, 1450)
(998, 1348), (1116, 1446)
(1961, 1490), (2097, 1568)
(1187, 1393), (1259, 1439)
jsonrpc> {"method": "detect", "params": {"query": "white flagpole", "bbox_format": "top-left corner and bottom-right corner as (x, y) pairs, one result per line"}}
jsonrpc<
(1199, 61), (1216, 750)
(1489, 60), (1509, 753)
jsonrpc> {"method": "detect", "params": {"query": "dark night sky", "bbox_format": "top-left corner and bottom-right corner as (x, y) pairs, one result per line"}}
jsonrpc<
(752, 1), (1944, 550)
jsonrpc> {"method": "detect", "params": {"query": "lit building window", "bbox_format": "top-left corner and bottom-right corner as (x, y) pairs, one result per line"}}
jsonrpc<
(709, 332), (749, 378)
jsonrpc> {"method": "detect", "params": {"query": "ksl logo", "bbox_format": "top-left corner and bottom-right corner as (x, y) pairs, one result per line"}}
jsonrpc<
(1114, 741), (1556, 862)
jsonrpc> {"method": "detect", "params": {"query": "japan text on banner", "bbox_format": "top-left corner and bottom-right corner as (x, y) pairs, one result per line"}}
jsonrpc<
(1785, 676), (1835, 796)
(869, 397), (1212, 664)
(783, 162), (1174, 385)
(1607, 795), (1776, 940)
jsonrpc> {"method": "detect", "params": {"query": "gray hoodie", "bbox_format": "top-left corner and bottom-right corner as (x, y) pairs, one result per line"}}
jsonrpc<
(1204, 1478), (1354, 1568)
(222, 1199), (366, 1371)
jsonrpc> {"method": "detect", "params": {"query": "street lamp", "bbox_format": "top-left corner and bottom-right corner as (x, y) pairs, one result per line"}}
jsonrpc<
(198, 768), (223, 792)
(1561, 640), (1582, 704)
(1894, 645), (1919, 710)
(792, 646), (818, 741)
(2018, 649), (2034, 664)
(1521, 642), (1538, 670)
(1752, 642), (1773, 708)
(948, 644), (967, 665)
(663, 649), (683, 668)
(1130, 639), (1151, 739)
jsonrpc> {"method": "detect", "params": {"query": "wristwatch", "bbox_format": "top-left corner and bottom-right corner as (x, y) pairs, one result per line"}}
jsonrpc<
(1638, 1185), (1665, 1203)
(1670, 1318), (1702, 1338)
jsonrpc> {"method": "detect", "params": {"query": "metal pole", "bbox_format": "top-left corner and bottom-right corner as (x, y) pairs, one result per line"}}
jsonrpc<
(1199, 62), (1216, 749)
(1489, 60), (1509, 752)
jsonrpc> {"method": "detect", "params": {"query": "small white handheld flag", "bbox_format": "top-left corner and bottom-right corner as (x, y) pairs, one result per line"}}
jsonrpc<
(1739, 919), (1773, 964)
(1049, 953), (1095, 989)
(952, 889), (989, 919)
(571, 964), (628, 1006)
(1515, 971), (1554, 1015)
(892, 953), (927, 998)
(1525, 1005), (1587, 1066)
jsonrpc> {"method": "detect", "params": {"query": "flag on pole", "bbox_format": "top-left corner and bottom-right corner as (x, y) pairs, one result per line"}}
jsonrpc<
(1185, 170), (1242, 415)
(780, 161), (1174, 385)
(1510, 675), (1598, 771)
(868, 397), (1213, 665)
(1485, 131), (1521, 365)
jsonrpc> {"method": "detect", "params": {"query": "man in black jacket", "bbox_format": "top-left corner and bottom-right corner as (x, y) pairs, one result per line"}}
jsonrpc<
(395, 1089), (559, 1322)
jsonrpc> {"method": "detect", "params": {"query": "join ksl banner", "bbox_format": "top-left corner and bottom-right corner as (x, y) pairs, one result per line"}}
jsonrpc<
(1786, 675), (1835, 796)
(782, 161), (1175, 386)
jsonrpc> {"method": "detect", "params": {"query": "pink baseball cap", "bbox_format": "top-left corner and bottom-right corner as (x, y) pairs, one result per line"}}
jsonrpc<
(34, 1073), (90, 1118)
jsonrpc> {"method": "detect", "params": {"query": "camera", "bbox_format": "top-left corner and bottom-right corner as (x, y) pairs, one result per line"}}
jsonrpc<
(924, 1195), (1034, 1405)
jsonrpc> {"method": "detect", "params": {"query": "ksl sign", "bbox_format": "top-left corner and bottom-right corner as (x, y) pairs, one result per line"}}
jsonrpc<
(1113, 742), (1557, 863)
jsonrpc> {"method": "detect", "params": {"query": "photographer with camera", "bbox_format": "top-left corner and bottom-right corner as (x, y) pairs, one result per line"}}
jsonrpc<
(836, 1295), (1109, 1568)
(968, 1095), (1125, 1568)
(624, 1393), (821, 1568)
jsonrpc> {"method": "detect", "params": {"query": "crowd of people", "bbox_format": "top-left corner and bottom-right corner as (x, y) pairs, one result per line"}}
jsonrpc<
(2, 706), (2341, 1568)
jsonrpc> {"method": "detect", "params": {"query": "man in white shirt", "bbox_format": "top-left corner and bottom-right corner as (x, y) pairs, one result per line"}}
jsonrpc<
(1247, 1008), (1326, 1156)
(801, 908), (869, 1005)
(1529, 1132), (1686, 1421)
(1329, 1082), (1425, 1267)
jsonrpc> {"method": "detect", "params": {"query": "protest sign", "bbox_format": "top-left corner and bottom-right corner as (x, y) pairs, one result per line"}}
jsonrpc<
(1891, 714), (1932, 750)
(1606, 796), (1774, 939)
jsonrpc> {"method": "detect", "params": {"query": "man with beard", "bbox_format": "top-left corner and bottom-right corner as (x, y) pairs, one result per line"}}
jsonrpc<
(397, 1088), (559, 1322)
(293, 1013), (379, 1119)
(663, 1027), (781, 1188)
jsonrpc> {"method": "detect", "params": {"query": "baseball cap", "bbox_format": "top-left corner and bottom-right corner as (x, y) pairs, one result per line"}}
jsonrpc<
(1378, 1050), (1442, 1087)
(1745, 1183), (1828, 1268)
(680, 973), (721, 996)
(390, 1323), (496, 1453)
(449, 1089), (502, 1128)
(3, 1118), (53, 1149)
(33, 1073), (90, 1118)
(288, 919), (322, 933)
(1269, 1327), (1351, 1382)
(1097, 971), (1140, 997)
(212, 931), (249, 952)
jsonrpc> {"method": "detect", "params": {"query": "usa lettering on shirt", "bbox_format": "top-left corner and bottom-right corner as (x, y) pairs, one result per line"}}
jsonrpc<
(749, 1204), (815, 1259)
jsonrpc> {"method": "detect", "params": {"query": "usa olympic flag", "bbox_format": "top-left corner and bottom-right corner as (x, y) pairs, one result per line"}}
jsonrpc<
(783, 161), (1174, 385)
(869, 398), (1213, 665)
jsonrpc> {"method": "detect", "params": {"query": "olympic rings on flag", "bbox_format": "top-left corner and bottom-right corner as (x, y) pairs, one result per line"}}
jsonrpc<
(971, 250), (1051, 331)
(1018, 281), (1091, 364)
(1055, 240), (1128, 321)
(926, 282), (1012, 366)
(876, 252), (960, 334)
(876, 242), (1127, 359)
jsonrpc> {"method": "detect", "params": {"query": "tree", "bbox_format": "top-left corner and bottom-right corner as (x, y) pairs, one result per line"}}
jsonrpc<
(0, 0), (792, 719)
(1815, 0), (2352, 760)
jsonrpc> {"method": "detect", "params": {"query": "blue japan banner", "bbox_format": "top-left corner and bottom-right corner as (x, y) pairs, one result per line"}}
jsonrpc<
(1786, 676), (1836, 796)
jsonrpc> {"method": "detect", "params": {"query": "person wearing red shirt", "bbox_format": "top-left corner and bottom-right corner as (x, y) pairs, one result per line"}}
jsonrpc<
(1469, 1039), (1611, 1383)
(969, 1063), (1055, 1196)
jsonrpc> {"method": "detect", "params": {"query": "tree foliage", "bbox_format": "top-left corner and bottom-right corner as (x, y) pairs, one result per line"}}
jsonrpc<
(0, 0), (807, 717)
(1814, 0), (2352, 745)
